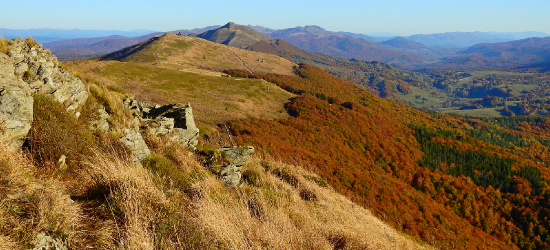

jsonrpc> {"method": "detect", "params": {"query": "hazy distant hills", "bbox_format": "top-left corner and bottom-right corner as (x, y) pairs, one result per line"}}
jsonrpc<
(259, 25), (435, 67)
(406, 31), (548, 48)
(335, 32), (387, 42)
(0, 28), (157, 43)
(426, 37), (550, 70)
(16, 23), (549, 72)
(43, 33), (163, 61)
(171, 25), (221, 36)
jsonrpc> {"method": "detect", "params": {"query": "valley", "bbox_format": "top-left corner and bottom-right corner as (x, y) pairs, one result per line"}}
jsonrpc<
(2, 19), (550, 250)
(61, 31), (550, 249)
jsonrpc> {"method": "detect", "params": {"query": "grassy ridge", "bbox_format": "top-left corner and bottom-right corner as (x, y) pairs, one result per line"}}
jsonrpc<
(64, 60), (295, 126)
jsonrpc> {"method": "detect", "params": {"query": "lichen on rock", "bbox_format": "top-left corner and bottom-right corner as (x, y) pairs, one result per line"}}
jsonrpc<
(219, 146), (254, 187)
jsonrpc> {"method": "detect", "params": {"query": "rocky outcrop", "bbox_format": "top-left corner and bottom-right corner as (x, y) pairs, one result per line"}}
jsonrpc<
(219, 146), (254, 187)
(6, 38), (88, 113)
(146, 103), (199, 148)
(123, 96), (200, 149)
(120, 128), (151, 163)
(89, 106), (110, 132)
(0, 53), (33, 148)
(0, 38), (89, 149)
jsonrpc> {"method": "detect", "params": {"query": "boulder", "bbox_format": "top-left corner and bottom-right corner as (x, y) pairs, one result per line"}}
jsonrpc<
(0, 53), (33, 148)
(119, 128), (151, 163)
(219, 146), (254, 187)
(146, 103), (199, 148)
(89, 106), (110, 132)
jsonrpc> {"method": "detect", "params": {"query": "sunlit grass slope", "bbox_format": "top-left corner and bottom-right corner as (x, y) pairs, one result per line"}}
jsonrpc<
(99, 33), (296, 76)
(64, 60), (295, 126)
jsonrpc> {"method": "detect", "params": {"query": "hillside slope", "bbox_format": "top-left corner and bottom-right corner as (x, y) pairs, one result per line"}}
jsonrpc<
(223, 65), (550, 250)
(0, 37), (428, 249)
(193, 22), (275, 49)
(247, 39), (433, 100)
(47, 34), (550, 249)
(98, 33), (295, 76)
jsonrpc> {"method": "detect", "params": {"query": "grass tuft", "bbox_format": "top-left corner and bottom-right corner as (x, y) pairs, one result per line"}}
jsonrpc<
(27, 94), (95, 170)
(25, 37), (38, 48)
(0, 39), (8, 54)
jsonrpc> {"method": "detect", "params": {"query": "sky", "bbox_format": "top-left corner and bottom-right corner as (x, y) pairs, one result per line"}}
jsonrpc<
(2, 0), (550, 35)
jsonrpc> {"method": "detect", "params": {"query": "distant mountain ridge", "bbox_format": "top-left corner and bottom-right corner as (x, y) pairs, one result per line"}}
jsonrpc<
(381, 37), (431, 51)
(263, 25), (424, 64)
(43, 33), (163, 61)
(171, 25), (221, 36)
(406, 31), (548, 48)
(193, 23), (431, 101)
(426, 36), (550, 70)
(0, 28), (157, 43)
(192, 22), (275, 49)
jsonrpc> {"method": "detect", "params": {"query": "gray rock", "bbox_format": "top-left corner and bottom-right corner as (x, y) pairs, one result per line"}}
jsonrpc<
(219, 146), (254, 187)
(123, 96), (150, 118)
(146, 103), (199, 148)
(6, 37), (88, 113)
(14, 62), (28, 76)
(119, 128), (151, 163)
(0, 54), (33, 148)
(32, 232), (68, 250)
(89, 106), (110, 132)
(142, 117), (174, 136)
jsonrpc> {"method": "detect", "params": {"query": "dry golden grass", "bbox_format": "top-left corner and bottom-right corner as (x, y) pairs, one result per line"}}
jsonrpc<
(0, 144), (85, 249)
(63, 60), (295, 127)
(115, 33), (296, 76)
(0, 39), (8, 54)
(25, 37), (38, 48)
(0, 138), (429, 249)
(0, 74), (426, 248)
(85, 153), (164, 249)
(187, 157), (429, 250)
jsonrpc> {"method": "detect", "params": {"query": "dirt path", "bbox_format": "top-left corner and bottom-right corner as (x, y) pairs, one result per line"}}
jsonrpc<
(227, 49), (253, 74)
(153, 36), (169, 65)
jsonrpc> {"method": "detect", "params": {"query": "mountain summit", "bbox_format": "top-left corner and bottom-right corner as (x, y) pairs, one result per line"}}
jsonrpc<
(193, 22), (275, 48)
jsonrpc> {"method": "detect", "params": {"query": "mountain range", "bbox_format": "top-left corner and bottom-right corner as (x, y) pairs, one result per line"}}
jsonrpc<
(62, 33), (550, 249)
(43, 33), (163, 60)
(0, 28), (157, 43)
(4, 24), (550, 249)
(28, 24), (548, 72)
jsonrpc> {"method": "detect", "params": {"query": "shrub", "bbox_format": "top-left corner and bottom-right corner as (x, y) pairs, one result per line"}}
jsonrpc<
(142, 153), (206, 190)
(305, 175), (328, 188)
(22, 70), (35, 82)
(27, 94), (95, 170)
(242, 169), (262, 186)
(0, 39), (8, 54)
(195, 146), (224, 173)
(299, 188), (317, 201)
(25, 37), (38, 48)
(271, 167), (299, 188)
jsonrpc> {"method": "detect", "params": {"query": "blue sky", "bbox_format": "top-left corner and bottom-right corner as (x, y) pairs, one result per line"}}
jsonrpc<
(2, 0), (549, 35)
